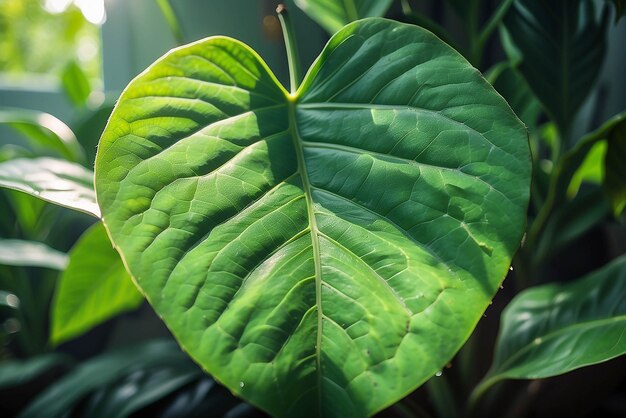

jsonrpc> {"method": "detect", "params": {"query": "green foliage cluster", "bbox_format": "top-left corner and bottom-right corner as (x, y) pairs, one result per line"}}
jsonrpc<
(0, 0), (100, 81)
(0, 0), (625, 417)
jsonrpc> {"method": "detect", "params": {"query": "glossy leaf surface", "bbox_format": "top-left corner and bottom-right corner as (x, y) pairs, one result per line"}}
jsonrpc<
(504, 0), (608, 132)
(479, 255), (626, 389)
(95, 19), (530, 417)
(294, 0), (393, 33)
(51, 222), (142, 345)
(0, 157), (100, 217)
(0, 239), (67, 270)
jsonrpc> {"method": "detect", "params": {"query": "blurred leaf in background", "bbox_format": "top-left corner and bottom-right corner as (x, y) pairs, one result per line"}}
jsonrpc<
(0, 0), (102, 83)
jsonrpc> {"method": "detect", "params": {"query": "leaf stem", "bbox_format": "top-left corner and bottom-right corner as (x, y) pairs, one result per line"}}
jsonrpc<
(400, 0), (459, 50)
(400, 0), (413, 15)
(277, 4), (302, 95)
(156, 0), (184, 45)
(9, 267), (47, 355)
(477, 0), (515, 51)
(467, 0), (481, 66)
(468, 375), (502, 414)
(427, 373), (460, 418)
(525, 125), (571, 260)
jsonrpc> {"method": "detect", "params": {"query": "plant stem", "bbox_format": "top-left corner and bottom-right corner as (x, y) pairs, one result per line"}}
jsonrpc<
(477, 0), (515, 51)
(277, 4), (302, 95)
(7, 267), (46, 355)
(467, 0), (481, 66)
(525, 124), (571, 262)
(467, 375), (502, 415)
(156, 0), (184, 45)
(400, 0), (413, 15)
(427, 373), (460, 418)
(400, 0), (460, 50)
(393, 398), (434, 418)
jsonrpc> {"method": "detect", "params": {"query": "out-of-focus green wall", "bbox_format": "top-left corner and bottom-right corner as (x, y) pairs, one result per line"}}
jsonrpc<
(102, 0), (328, 93)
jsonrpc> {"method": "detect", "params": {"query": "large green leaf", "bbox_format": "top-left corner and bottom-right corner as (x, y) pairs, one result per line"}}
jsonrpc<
(50, 222), (143, 345)
(473, 255), (626, 399)
(503, 0), (609, 133)
(0, 157), (100, 217)
(95, 18), (530, 417)
(294, 0), (393, 33)
(0, 239), (68, 270)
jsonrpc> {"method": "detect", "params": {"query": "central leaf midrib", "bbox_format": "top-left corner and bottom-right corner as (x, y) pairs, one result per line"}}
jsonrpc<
(287, 98), (324, 414)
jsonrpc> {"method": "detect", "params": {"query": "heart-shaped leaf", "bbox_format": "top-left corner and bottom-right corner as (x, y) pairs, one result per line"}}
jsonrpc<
(95, 18), (530, 417)
(51, 222), (143, 345)
(294, 0), (393, 33)
(473, 254), (626, 400)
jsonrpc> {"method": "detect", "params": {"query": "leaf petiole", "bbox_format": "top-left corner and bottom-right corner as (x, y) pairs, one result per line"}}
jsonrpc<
(277, 4), (302, 95)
